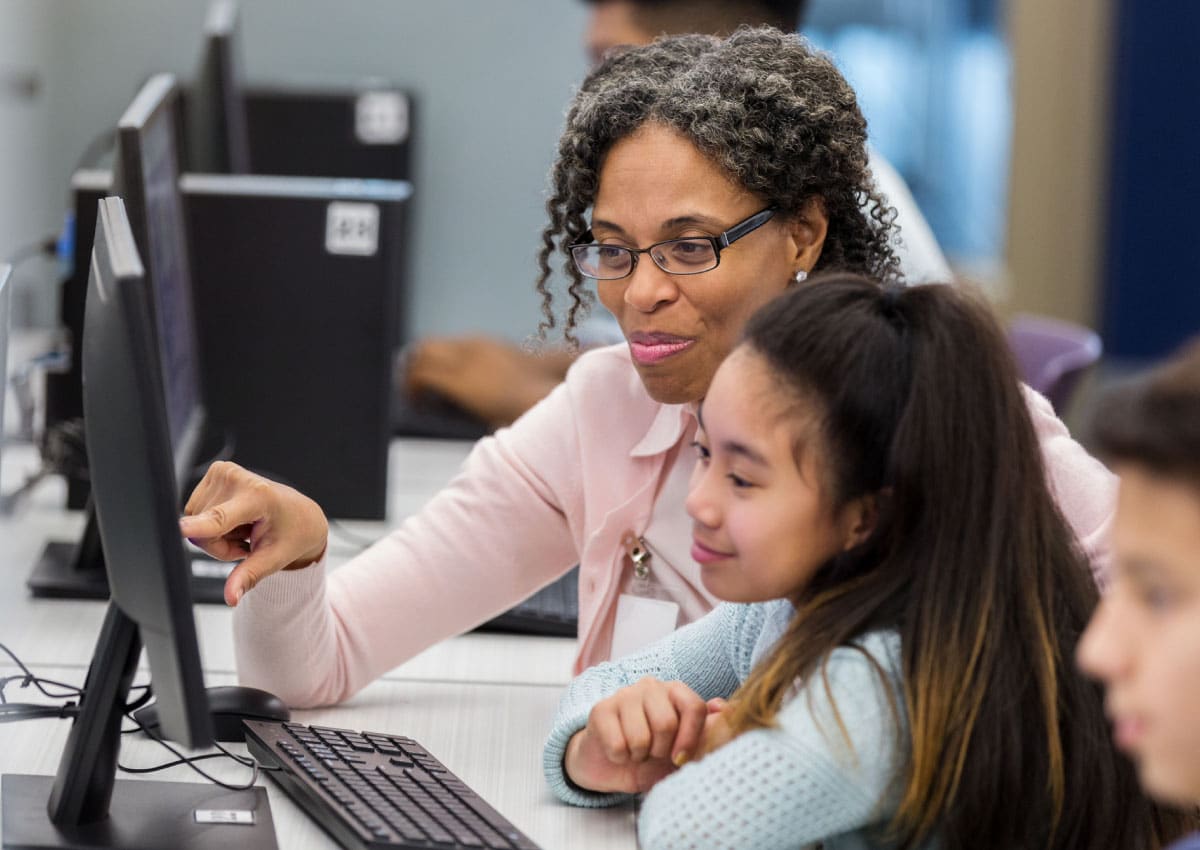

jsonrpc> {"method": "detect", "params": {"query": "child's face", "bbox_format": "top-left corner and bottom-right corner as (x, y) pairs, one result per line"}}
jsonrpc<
(1077, 464), (1200, 806)
(686, 347), (862, 604)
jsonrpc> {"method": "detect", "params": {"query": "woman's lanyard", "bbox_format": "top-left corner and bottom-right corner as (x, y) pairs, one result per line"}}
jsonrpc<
(610, 533), (681, 659)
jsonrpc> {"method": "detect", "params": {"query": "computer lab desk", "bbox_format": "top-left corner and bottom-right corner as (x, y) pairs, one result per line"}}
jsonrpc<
(0, 438), (578, 686)
(0, 439), (634, 848)
(0, 666), (637, 849)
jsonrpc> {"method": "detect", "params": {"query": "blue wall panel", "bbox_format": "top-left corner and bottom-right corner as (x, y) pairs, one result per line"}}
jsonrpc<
(1102, 0), (1200, 359)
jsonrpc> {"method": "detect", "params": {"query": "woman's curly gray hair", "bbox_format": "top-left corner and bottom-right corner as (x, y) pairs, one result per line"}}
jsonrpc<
(536, 26), (901, 341)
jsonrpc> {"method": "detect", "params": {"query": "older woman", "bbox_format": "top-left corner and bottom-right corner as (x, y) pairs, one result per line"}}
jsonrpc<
(180, 29), (1114, 708)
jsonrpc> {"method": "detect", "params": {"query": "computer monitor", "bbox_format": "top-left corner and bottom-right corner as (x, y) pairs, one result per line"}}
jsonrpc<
(186, 0), (251, 174)
(29, 74), (226, 603)
(114, 73), (207, 487)
(0, 197), (276, 850)
(0, 264), (11, 480)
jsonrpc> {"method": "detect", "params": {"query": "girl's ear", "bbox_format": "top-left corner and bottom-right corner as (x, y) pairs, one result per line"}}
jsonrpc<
(839, 491), (883, 551)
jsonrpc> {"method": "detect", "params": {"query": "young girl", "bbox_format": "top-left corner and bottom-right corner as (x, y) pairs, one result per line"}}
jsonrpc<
(544, 275), (1190, 849)
(1078, 340), (1200, 850)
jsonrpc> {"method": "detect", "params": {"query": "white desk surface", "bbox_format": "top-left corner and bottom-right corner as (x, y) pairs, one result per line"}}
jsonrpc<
(0, 439), (631, 849)
(0, 439), (578, 687)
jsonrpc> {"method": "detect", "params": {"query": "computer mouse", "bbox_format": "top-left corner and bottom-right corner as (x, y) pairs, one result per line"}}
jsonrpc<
(134, 685), (291, 744)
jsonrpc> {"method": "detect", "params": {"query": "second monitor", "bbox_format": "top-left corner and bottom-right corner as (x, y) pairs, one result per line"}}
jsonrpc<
(28, 74), (226, 603)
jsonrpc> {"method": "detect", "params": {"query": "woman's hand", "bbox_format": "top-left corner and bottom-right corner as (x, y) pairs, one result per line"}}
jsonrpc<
(563, 678), (711, 794)
(178, 461), (328, 607)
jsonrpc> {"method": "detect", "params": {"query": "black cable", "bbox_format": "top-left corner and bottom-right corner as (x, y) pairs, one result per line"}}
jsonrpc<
(116, 751), (237, 773)
(0, 641), (84, 702)
(212, 738), (271, 771)
(0, 642), (262, 788)
(120, 709), (261, 791)
(0, 703), (79, 723)
(0, 673), (82, 703)
(124, 684), (154, 714)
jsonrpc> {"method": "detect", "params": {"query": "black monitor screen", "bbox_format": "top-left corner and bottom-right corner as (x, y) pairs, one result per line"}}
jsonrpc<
(115, 74), (205, 480)
(188, 0), (251, 174)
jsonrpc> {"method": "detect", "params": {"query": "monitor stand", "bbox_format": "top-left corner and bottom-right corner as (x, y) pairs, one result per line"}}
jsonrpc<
(2, 775), (274, 850)
(28, 505), (231, 605)
(1, 604), (278, 850)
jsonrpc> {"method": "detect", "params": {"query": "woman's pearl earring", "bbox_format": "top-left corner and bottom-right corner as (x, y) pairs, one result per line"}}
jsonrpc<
(794, 269), (808, 283)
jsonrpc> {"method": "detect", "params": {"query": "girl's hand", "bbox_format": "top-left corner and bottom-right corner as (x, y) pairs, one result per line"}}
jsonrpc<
(563, 678), (710, 793)
(178, 461), (328, 607)
(697, 697), (735, 758)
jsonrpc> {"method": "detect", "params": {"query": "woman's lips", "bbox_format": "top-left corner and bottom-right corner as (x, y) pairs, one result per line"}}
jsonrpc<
(691, 539), (731, 564)
(628, 332), (695, 366)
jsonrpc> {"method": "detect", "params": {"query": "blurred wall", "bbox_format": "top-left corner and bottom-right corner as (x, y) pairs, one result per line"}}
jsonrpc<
(1005, 0), (1113, 326)
(0, 0), (589, 339)
(0, 2), (56, 326)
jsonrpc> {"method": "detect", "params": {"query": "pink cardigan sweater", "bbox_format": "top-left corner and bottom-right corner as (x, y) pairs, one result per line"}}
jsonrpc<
(233, 344), (1116, 707)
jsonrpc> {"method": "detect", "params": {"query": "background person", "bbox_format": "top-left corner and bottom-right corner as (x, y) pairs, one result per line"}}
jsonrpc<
(1077, 340), (1200, 850)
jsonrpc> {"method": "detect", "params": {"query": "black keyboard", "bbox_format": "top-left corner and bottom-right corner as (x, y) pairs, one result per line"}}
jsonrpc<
(391, 387), (491, 441)
(477, 569), (578, 638)
(244, 720), (541, 850)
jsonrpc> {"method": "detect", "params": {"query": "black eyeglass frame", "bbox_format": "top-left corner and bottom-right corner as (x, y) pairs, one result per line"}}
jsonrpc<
(569, 207), (777, 281)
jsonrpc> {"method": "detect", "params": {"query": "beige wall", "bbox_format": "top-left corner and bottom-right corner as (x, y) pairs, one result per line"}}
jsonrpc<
(1004, 0), (1114, 327)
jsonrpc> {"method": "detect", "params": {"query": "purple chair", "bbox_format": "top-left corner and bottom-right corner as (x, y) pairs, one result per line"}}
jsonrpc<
(1007, 313), (1103, 414)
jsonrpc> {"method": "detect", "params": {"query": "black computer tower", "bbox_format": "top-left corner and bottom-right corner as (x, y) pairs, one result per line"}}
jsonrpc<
(243, 85), (412, 181)
(44, 170), (111, 509)
(182, 173), (411, 519)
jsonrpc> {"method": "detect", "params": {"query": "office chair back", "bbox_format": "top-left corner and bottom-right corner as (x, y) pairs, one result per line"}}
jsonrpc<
(1008, 313), (1102, 413)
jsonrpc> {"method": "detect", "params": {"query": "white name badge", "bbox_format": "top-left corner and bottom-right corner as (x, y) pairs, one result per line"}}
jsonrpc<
(610, 593), (680, 660)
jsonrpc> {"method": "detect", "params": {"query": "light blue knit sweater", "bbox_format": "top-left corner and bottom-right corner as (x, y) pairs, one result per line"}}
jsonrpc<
(543, 600), (913, 850)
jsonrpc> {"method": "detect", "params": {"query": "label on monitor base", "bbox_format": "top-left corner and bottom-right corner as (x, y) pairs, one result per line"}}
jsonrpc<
(194, 809), (257, 825)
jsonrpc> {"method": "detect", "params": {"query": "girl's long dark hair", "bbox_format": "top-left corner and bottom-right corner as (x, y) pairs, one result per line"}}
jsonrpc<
(725, 274), (1193, 849)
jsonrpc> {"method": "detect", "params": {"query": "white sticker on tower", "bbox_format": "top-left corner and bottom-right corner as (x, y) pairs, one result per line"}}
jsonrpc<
(326, 202), (380, 256)
(355, 91), (408, 144)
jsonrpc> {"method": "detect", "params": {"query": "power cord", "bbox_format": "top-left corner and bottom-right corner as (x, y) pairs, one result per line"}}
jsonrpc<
(0, 640), (274, 790)
(0, 640), (84, 704)
(0, 640), (148, 723)
(118, 710), (267, 791)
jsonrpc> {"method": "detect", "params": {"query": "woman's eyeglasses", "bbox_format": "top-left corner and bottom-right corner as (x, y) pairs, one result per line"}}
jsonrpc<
(569, 207), (776, 281)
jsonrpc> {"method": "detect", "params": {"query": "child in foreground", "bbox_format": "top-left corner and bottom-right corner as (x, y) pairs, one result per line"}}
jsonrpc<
(543, 275), (1191, 849)
(1078, 339), (1200, 850)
